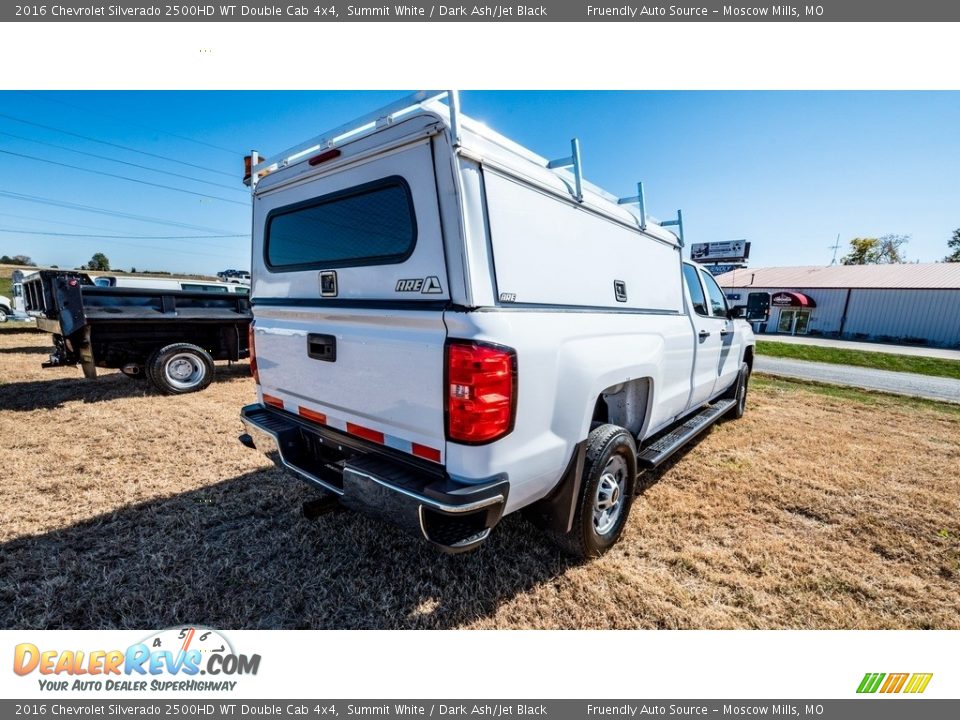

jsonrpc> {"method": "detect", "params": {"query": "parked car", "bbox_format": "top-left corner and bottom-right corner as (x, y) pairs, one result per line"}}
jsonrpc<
(238, 92), (755, 557)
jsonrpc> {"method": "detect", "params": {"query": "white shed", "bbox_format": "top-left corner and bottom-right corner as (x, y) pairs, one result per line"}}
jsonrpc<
(715, 264), (960, 349)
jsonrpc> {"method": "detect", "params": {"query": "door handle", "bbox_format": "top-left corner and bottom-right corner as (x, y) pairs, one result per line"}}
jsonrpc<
(699, 330), (711, 339)
(720, 328), (733, 336)
(307, 333), (337, 362)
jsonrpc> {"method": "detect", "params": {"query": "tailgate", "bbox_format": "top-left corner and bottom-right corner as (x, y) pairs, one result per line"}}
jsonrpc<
(253, 307), (447, 461)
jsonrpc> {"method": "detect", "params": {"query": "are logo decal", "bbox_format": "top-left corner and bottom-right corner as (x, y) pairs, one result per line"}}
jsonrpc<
(395, 276), (443, 294)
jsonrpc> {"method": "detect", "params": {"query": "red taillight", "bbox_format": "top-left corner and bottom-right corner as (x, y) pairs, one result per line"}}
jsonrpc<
(248, 323), (259, 384)
(446, 341), (516, 444)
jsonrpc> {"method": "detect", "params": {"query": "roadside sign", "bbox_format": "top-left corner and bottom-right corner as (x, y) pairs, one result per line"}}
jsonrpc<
(705, 264), (745, 276)
(690, 240), (750, 264)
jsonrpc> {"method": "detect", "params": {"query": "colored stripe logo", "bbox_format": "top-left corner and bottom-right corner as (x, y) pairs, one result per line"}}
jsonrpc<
(857, 672), (932, 694)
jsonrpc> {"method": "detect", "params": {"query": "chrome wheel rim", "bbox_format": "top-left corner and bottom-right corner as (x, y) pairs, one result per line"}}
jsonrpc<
(593, 454), (627, 535)
(164, 353), (204, 389)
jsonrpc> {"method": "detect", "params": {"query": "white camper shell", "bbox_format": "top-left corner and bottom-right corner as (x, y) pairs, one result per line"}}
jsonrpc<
(240, 92), (755, 557)
(90, 275), (249, 294)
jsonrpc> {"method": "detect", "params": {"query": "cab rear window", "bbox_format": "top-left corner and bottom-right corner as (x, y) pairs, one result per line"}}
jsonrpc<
(265, 176), (416, 270)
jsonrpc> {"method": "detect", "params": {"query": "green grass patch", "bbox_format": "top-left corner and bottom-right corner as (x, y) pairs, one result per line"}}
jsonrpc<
(756, 340), (960, 380)
(753, 375), (960, 417)
(0, 276), (11, 299)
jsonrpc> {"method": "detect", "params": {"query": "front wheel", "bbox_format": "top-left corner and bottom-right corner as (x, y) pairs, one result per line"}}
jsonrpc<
(148, 343), (215, 394)
(550, 423), (637, 559)
(0, 307), (9, 323)
(724, 361), (750, 420)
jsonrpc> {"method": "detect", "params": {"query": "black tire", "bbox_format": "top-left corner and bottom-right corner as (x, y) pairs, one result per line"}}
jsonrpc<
(0, 307), (9, 323)
(724, 361), (750, 420)
(549, 423), (637, 559)
(147, 343), (215, 395)
(144, 348), (162, 388)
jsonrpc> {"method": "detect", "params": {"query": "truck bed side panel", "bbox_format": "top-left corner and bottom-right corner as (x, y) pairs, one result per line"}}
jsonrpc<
(443, 309), (694, 514)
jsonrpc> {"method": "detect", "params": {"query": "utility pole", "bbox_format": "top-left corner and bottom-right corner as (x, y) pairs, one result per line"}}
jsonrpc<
(829, 233), (841, 265)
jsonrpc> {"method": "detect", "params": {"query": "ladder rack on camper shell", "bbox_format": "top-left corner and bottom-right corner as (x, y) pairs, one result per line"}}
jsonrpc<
(243, 90), (685, 245)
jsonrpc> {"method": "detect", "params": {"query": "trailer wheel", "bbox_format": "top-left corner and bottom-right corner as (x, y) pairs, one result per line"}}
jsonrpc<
(549, 423), (637, 559)
(148, 343), (215, 394)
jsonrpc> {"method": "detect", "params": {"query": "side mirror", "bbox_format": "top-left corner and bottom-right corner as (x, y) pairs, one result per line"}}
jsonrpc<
(727, 306), (744, 319)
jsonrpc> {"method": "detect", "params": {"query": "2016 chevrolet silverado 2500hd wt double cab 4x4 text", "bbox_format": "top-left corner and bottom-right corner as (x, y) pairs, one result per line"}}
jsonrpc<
(238, 92), (755, 557)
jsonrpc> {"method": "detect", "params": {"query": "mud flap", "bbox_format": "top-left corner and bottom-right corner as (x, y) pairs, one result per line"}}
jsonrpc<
(78, 326), (97, 379)
(523, 441), (587, 534)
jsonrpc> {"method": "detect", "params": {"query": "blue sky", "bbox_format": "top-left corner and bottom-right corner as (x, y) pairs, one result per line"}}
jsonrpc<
(0, 90), (957, 275)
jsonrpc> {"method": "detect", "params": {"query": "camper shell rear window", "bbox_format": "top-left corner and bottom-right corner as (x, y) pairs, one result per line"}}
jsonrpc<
(264, 176), (417, 271)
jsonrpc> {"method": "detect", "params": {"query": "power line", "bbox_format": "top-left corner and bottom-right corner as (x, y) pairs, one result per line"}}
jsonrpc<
(0, 211), (242, 250)
(0, 188), (245, 235)
(0, 227), (244, 239)
(0, 129), (247, 194)
(0, 209), (147, 235)
(0, 148), (248, 206)
(20, 91), (246, 157)
(0, 227), (245, 261)
(0, 112), (238, 178)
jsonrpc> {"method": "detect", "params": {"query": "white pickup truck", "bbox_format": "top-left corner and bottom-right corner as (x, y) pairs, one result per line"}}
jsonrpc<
(239, 92), (755, 557)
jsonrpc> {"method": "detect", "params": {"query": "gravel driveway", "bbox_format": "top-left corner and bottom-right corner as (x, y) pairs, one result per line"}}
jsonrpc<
(754, 356), (960, 404)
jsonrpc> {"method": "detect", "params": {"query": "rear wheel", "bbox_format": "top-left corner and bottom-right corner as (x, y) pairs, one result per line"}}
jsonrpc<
(549, 423), (637, 559)
(148, 343), (215, 394)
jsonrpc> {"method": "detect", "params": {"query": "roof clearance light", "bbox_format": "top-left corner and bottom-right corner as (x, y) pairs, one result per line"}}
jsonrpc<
(308, 149), (342, 166)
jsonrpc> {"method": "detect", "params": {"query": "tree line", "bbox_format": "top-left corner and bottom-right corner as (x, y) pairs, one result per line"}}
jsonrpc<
(839, 228), (959, 264)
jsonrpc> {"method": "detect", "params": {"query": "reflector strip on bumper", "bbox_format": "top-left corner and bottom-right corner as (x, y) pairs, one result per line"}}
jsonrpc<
(298, 406), (327, 424)
(346, 422), (385, 445)
(286, 400), (442, 464)
(263, 394), (284, 409)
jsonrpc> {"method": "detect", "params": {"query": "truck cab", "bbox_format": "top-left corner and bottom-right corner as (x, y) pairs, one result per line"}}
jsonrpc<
(240, 92), (755, 557)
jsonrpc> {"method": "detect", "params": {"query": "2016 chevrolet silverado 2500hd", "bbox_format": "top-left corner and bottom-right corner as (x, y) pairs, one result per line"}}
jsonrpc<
(24, 270), (251, 394)
(238, 92), (755, 557)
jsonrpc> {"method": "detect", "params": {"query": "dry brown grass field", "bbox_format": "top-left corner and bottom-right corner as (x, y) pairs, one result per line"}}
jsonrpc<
(1, 329), (957, 630)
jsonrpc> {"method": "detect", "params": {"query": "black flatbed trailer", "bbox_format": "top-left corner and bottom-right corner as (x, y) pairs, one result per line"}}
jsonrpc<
(23, 270), (252, 394)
